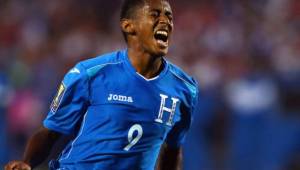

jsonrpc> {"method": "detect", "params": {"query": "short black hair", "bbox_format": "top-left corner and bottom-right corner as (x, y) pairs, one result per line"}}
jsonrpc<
(120, 0), (146, 20)
(120, 0), (147, 42)
(120, 0), (170, 42)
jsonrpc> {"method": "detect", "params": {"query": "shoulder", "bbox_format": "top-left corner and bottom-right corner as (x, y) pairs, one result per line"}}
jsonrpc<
(75, 50), (126, 78)
(167, 61), (199, 99)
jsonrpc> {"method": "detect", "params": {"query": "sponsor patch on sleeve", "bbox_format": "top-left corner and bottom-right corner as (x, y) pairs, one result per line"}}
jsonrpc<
(50, 83), (66, 113)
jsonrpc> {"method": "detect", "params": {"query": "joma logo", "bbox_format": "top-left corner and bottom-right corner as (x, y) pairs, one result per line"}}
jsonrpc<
(108, 94), (133, 103)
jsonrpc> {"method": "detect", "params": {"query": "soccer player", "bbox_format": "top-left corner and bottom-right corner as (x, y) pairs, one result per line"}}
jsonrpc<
(5, 0), (199, 169)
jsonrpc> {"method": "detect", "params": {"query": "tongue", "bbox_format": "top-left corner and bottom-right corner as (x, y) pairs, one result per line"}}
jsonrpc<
(156, 39), (168, 48)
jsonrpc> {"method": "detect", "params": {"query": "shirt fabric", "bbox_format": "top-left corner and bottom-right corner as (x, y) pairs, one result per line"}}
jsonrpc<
(44, 49), (199, 170)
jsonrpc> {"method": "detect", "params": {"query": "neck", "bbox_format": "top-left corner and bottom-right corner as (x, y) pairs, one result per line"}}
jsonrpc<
(127, 47), (164, 79)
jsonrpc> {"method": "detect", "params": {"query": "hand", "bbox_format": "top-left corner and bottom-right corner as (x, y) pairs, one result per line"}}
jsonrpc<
(4, 161), (31, 170)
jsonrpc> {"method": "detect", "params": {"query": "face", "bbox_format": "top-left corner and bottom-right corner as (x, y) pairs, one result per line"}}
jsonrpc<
(132, 0), (173, 56)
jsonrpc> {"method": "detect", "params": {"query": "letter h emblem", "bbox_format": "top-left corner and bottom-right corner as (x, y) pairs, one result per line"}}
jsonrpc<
(155, 94), (179, 126)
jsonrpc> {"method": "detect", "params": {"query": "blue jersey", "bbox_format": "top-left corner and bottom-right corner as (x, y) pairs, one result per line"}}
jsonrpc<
(44, 49), (199, 170)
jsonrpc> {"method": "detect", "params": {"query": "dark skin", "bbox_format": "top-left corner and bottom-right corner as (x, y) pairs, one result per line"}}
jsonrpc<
(5, 127), (61, 170)
(156, 143), (183, 170)
(5, 0), (182, 170)
(122, 0), (173, 78)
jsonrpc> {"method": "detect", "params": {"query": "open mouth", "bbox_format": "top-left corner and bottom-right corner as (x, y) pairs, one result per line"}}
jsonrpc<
(154, 30), (169, 47)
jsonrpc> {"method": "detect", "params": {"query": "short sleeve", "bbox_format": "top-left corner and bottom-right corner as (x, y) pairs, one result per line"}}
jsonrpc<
(166, 81), (200, 148)
(43, 63), (89, 135)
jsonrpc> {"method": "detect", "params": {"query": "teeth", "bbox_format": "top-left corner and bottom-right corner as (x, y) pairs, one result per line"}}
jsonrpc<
(156, 31), (168, 37)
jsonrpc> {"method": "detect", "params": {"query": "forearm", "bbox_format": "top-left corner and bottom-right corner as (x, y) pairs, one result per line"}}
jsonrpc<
(23, 126), (61, 168)
(156, 144), (183, 170)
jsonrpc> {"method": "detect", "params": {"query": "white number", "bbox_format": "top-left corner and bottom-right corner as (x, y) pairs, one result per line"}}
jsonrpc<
(123, 124), (143, 151)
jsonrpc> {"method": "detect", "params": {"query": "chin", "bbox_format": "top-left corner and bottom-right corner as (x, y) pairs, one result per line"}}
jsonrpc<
(151, 51), (167, 57)
(153, 47), (169, 57)
(159, 50), (168, 56)
(145, 42), (169, 57)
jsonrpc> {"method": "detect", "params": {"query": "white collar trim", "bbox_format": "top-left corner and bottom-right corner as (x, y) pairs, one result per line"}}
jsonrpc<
(136, 72), (160, 81)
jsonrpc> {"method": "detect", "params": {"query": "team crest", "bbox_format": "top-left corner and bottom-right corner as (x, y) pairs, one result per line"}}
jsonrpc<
(50, 83), (66, 113)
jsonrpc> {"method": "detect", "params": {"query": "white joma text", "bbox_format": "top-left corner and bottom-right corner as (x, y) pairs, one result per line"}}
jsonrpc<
(108, 94), (133, 103)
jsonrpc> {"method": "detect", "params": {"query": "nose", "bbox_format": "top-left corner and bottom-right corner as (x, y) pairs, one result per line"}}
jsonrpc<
(158, 14), (169, 24)
(158, 15), (173, 32)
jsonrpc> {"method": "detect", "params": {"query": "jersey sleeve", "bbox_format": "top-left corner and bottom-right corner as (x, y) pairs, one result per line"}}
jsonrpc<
(165, 80), (199, 148)
(43, 63), (89, 135)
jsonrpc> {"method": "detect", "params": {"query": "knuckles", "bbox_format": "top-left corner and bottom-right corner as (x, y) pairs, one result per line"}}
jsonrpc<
(4, 161), (31, 170)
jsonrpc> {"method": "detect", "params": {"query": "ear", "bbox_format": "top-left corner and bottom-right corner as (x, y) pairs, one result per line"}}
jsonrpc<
(120, 19), (136, 35)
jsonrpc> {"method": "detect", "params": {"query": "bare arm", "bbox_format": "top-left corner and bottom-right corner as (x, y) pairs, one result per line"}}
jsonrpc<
(5, 126), (61, 170)
(156, 143), (183, 170)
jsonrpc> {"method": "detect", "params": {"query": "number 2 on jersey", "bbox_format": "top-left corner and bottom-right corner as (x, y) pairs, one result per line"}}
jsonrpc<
(123, 124), (143, 151)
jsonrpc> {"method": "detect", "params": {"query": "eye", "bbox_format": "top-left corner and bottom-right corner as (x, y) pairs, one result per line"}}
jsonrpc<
(166, 12), (173, 21)
(150, 11), (160, 18)
(167, 15), (173, 21)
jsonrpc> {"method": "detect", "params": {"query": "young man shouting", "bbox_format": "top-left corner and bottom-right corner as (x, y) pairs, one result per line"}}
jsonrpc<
(5, 0), (199, 169)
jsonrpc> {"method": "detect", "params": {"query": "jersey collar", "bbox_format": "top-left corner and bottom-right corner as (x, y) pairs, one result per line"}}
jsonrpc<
(121, 49), (169, 82)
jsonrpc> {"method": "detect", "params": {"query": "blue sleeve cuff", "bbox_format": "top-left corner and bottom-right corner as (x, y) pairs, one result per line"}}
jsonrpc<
(43, 119), (73, 135)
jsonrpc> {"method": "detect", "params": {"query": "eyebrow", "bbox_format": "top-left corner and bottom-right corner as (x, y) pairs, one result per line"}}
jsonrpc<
(149, 8), (172, 14)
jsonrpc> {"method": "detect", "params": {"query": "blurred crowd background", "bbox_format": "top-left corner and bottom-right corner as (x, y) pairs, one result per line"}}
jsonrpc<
(0, 0), (299, 169)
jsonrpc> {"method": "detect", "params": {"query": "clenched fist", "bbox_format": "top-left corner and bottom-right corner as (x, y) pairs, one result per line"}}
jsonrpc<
(4, 161), (31, 170)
